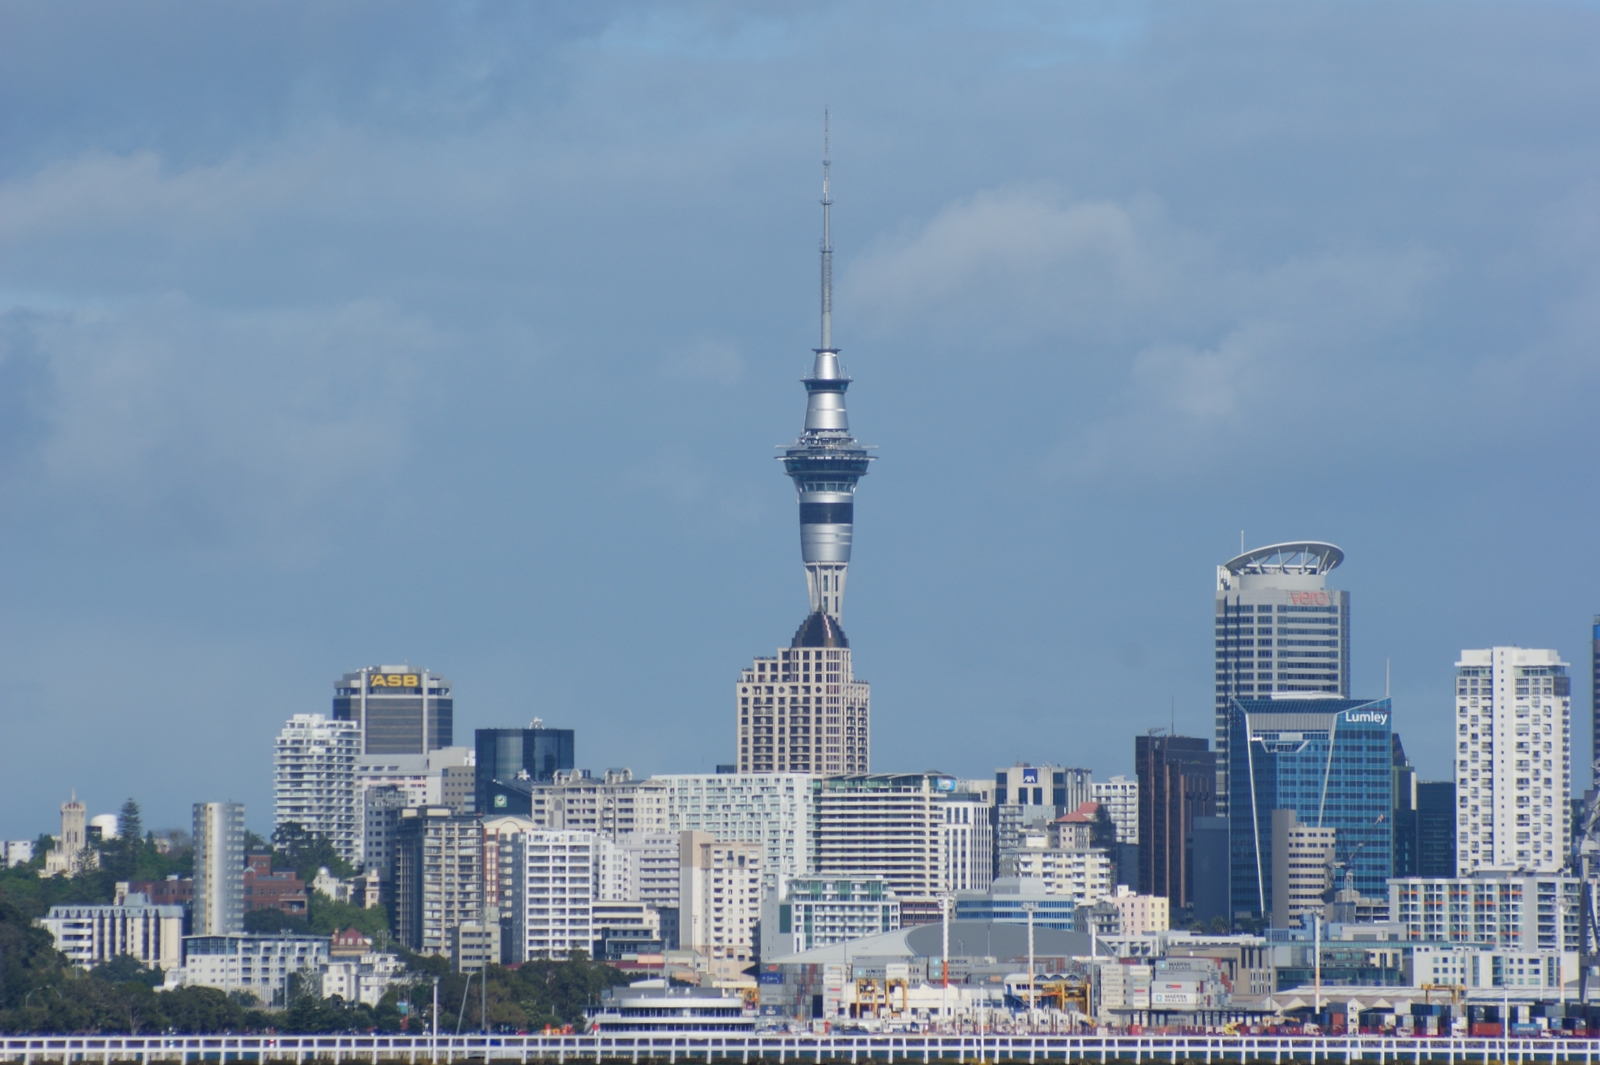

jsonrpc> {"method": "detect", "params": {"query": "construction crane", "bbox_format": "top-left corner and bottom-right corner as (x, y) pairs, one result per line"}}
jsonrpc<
(1572, 760), (1600, 1000)
(1331, 813), (1387, 897)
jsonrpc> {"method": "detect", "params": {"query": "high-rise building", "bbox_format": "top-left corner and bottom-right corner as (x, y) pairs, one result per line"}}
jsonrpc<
(1454, 647), (1571, 874)
(394, 806), (482, 957)
(475, 724), (576, 815)
(514, 769), (668, 838)
(332, 665), (452, 755)
(1135, 735), (1215, 914)
(1092, 776), (1139, 845)
(193, 802), (245, 936)
(679, 832), (761, 981)
(509, 830), (595, 961)
(1416, 781), (1457, 877)
(1215, 543), (1349, 810)
(1227, 698), (1392, 922)
(273, 714), (361, 864)
(991, 765), (1094, 866)
(1593, 616), (1600, 773)
(361, 785), (407, 882)
(736, 136), (872, 777)
(737, 642), (870, 775)
(812, 773), (991, 920)
(1269, 808), (1337, 930)
(652, 772), (813, 899)
(1391, 734), (1419, 878)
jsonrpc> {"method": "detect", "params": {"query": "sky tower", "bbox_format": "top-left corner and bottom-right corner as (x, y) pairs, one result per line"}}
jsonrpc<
(736, 119), (872, 776)
(781, 116), (874, 627)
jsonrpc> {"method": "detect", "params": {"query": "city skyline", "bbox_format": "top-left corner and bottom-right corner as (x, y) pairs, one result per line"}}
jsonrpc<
(4, 3), (1600, 837)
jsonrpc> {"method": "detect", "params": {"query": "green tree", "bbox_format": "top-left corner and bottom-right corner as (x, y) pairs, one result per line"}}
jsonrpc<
(90, 955), (163, 989)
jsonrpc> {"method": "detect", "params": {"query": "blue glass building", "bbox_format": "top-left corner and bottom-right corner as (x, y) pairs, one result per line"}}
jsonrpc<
(1228, 697), (1393, 923)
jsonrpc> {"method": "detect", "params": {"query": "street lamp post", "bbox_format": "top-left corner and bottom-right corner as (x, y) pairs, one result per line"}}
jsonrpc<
(1021, 901), (1037, 1032)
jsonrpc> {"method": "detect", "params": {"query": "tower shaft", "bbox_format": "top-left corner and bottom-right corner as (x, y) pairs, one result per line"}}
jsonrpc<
(782, 116), (872, 621)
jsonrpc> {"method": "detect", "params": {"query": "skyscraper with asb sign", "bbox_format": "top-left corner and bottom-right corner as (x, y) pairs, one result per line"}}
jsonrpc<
(1214, 542), (1350, 812)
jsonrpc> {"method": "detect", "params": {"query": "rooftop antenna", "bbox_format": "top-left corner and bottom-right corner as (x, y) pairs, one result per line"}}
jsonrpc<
(820, 108), (833, 353)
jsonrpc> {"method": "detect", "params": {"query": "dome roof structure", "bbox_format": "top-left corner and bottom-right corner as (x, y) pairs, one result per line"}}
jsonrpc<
(791, 610), (849, 648)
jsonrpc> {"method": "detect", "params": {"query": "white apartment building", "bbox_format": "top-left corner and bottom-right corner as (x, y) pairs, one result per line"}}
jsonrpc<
(321, 951), (406, 1006)
(813, 774), (994, 911)
(760, 876), (899, 959)
(1390, 875), (1581, 951)
(942, 793), (994, 894)
(3, 840), (35, 867)
(511, 830), (596, 961)
(274, 715), (361, 865)
(171, 933), (329, 1006)
(653, 773), (813, 899)
(1412, 945), (1576, 992)
(1454, 647), (1571, 874)
(737, 642), (869, 775)
(590, 832), (682, 910)
(193, 802), (245, 937)
(1092, 776), (1139, 845)
(37, 893), (184, 970)
(483, 815), (538, 921)
(679, 831), (761, 981)
(998, 840), (1113, 905)
(393, 806), (482, 958)
(519, 770), (668, 840)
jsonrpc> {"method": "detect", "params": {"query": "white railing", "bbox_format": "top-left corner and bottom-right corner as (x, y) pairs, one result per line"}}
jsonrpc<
(3, 1033), (1600, 1064)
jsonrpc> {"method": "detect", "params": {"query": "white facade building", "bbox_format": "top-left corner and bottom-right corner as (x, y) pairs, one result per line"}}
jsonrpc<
(193, 802), (245, 936)
(37, 894), (184, 970)
(652, 773), (813, 898)
(3, 840), (35, 867)
(171, 933), (329, 1006)
(1092, 776), (1139, 845)
(1454, 647), (1571, 874)
(941, 793), (994, 894)
(510, 830), (595, 960)
(737, 642), (869, 775)
(998, 832), (1114, 905)
(1390, 875), (1581, 951)
(320, 951), (406, 1006)
(813, 773), (993, 911)
(393, 807), (482, 958)
(679, 831), (761, 981)
(760, 876), (899, 959)
(517, 770), (668, 840)
(274, 715), (361, 865)
(1411, 945), (1576, 991)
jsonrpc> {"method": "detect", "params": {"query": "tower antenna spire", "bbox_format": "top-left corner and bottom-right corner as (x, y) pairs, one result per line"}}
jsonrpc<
(820, 108), (833, 353)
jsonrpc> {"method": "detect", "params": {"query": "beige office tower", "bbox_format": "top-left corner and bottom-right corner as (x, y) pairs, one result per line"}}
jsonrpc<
(678, 831), (761, 981)
(1454, 647), (1571, 875)
(737, 628), (869, 775)
(1215, 542), (1349, 812)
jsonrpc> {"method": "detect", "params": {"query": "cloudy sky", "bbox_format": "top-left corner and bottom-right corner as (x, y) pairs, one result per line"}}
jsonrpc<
(3, 1), (1599, 837)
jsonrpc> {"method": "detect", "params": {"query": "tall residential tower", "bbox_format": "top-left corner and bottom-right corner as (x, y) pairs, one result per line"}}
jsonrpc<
(1215, 542), (1349, 810)
(1453, 647), (1570, 874)
(737, 122), (872, 775)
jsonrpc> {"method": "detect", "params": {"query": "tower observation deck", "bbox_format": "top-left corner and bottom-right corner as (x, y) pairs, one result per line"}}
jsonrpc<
(781, 117), (873, 628)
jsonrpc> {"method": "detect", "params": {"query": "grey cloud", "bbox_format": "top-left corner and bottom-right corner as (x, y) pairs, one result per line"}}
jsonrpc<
(0, 295), (430, 557)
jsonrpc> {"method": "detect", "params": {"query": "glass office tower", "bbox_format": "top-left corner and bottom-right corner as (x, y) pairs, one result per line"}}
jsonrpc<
(1227, 697), (1393, 923)
(475, 725), (576, 815)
